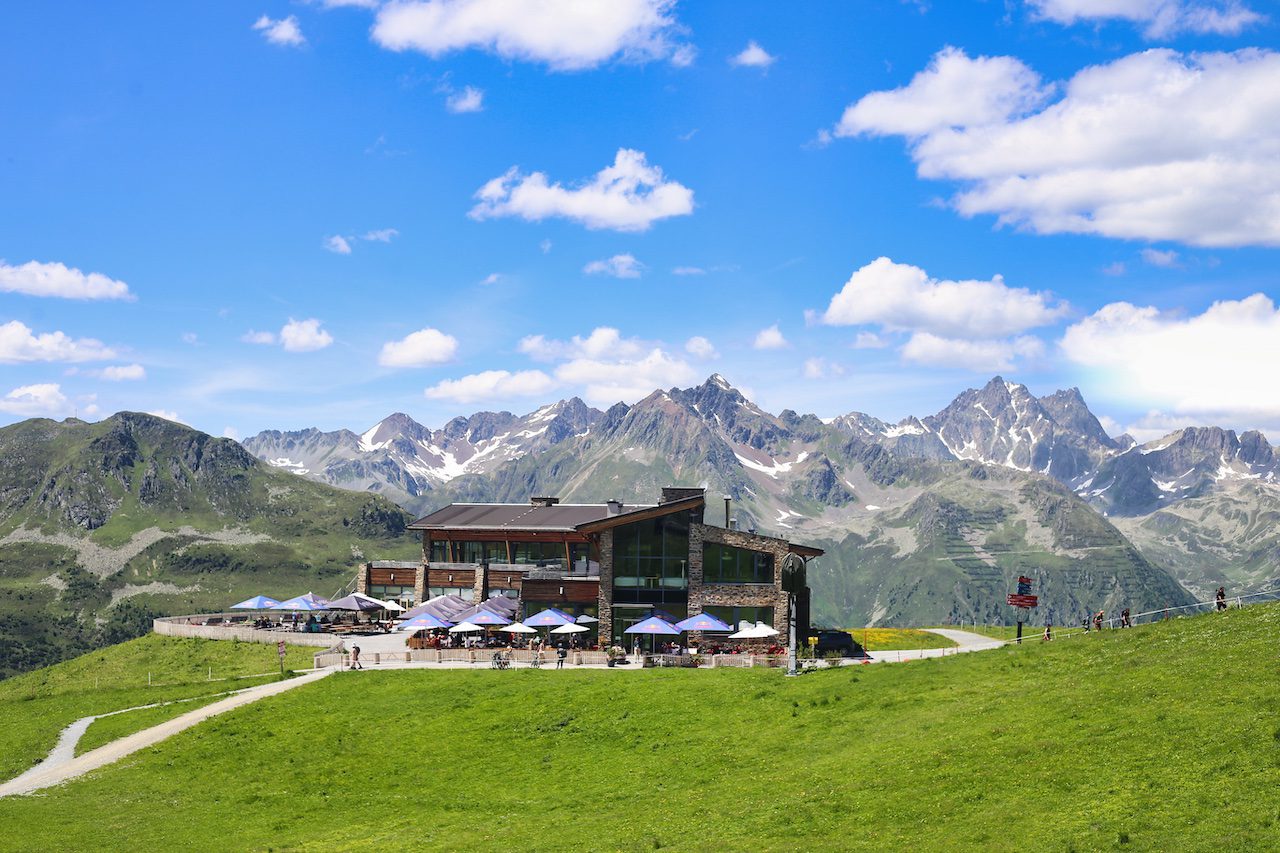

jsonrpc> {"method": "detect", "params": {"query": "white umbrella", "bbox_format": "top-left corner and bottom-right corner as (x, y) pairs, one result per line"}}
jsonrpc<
(500, 622), (537, 634)
(728, 621), (780, 639)
(382, 600), (404, 613)
(447, 620), (484, 633)
(574, 614), (599, 624)
(550, 623), (589, 634)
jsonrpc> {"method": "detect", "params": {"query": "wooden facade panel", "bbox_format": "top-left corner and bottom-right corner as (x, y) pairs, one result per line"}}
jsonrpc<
(521, 578), (600, 604)
(370, 568), (416, 585)
(427, 568), (476, 586)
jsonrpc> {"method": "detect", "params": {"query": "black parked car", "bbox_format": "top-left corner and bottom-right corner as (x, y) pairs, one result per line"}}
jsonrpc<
(812, 629), (868, 658)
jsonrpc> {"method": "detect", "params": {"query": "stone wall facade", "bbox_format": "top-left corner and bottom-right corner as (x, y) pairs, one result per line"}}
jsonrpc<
(595, 529), (615, 647)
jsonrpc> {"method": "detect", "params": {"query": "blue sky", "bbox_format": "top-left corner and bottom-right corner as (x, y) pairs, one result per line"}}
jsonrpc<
(4, 0), (1280, 442)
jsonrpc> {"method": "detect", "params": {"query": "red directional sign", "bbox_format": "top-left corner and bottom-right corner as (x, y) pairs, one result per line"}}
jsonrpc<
(1006, 594), (1039, 608)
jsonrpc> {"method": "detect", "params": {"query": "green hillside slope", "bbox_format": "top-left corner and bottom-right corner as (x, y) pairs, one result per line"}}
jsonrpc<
(0, 413), (417, 678)
(0, 604), (1275, 850)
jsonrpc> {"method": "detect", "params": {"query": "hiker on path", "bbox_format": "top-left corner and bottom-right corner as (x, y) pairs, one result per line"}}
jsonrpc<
(1093, 610), (1104, 632)
(1120, 608), (1132, 628)
(1216, 587), (1227, 611)
(1042, 624), (1052, 641)
(350, 645), (362, 670)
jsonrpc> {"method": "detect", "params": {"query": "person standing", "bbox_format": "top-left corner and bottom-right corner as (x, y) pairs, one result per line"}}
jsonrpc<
(350, 645), (362, 670)
(556, 644), (567, 669)
(1042, 624), (1052, 641)
(1216, 587), (1227, 611)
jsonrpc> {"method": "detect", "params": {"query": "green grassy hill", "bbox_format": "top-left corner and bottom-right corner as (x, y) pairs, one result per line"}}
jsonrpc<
(1, 605), (1276, 850)
(0, 413), (418, 678)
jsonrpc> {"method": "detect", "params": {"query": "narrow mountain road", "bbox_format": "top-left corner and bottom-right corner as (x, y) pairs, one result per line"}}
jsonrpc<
(864, 628), (1006, 663)
(0, 670), (331, 798)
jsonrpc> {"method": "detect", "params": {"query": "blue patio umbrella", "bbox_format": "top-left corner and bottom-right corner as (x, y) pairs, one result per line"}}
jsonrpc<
(675, 612), (733, 633)
(397, 613), (453, 632)
(231, 595), (281, 610)
(624, 615), (681, 652)
(525, 608), (576, 627)
(464, 609), (511, 626)
(274, 592), (331, 611)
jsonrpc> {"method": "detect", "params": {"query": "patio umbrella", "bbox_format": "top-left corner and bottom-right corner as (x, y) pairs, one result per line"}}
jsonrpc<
(624, 615), (681, 653)
(397, 613), (453, 631)
(447, 620), (483, 633)
(382, 600), (404, 613)
(453, 607), (509, 626)
(500, 622), (537, 634)
(550, 623), (589, 634)
(728, 621), (780, 639)
(574, 614), (599, 624)
(525, 608), (576, 627)
(675, 612), (733, 632)
(401, 594), (470, 621)
(274, 592), (331, 611)
(328, 593), (389, 612)
(231, 595), (280, 610)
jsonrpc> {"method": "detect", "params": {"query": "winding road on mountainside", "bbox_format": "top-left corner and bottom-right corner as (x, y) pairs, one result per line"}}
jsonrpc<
(1, 629), (1007, 797)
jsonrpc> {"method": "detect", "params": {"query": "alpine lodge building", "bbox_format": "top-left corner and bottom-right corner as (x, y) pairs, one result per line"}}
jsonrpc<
(354, 487), (823, 646)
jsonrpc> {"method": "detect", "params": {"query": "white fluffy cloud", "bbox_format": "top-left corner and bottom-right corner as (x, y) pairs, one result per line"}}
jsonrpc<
(1140, 248), (1181, 268)
(684, 336), (718, 359)
(836, 46), (1049, 139)
(242, 330), (277, 345)
(802, 357), (846, 379)
(446, 85), (484, 113)
(0, 321), (115, 363)
(362, 228), (399, 242)
(729, 41), (775, 68)
(902, 332), (1045, 371)
(99, 364), (146, 381)
(470, 149), (694, 232)
(753, 324), (788, 350)
(822, 257), (1066, 338)
(834, 47), (1280, 248)
(0, 260), (134, 301)
(324, 235), (352, 254)
(0, 383), (68, 417)
(583, 253), (644, 278)
(379, 328), (459, 367)
(517, 326), (695, 404)
(1061, 293), (1280, 419)
(371, 0), (688, 70)
(280, 318), (334, 352)
(1027, 0), (1263, 37)
(253, 14), (306, 46)
(519, 327), (646, 362)
(424, 369), (555, 403)
(852, 331), (888, 349)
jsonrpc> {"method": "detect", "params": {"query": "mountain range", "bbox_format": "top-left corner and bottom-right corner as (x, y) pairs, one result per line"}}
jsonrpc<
(0, 413), (417, 677)
(245, 375), (1280, 625)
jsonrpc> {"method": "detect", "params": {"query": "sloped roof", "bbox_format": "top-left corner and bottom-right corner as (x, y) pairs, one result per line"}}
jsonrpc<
(409, 502), (653, 532)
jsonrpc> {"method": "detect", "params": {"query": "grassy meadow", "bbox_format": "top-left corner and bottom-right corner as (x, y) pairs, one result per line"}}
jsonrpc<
(0, 634), (316, 781)
(852, 627), (957, 650)
(0, 605), (1277, 850)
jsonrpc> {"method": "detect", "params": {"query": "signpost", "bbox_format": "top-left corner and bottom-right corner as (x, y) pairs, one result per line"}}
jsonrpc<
(1005, 576), (1038, 644)
(277, 639), (287, 676)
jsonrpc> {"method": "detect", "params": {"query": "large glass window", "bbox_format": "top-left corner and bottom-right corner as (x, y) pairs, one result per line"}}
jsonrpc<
(612, 511), (690, 605)
(568, 542), (600, 576)
(703, 605), (775, 632)
(428, 540), (449, 563)
(510, 541), (565, 566)
(703, 543), (774, 584)
(455, 541), (508, 564)
(427, 585), (475, 601)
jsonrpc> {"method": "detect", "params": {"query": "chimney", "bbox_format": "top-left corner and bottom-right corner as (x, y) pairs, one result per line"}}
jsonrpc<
(661, 486), (706, 504)
(723, 496), (731, 528)
(531, 496), (560, 507)
(606, 500), (623, 516)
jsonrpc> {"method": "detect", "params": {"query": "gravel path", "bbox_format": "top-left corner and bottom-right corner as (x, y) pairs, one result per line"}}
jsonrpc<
(0, 670), (330, 798)
(863, 628), (1005, 663)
